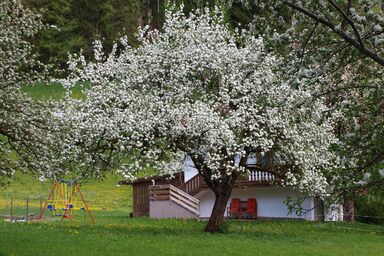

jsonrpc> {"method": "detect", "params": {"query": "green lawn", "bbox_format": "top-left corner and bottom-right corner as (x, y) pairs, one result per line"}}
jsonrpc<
(0, 216), (383, 256)
(21, 83), (86, 101)
(0, 173), (132, 215)
(3, 175), (382, 256)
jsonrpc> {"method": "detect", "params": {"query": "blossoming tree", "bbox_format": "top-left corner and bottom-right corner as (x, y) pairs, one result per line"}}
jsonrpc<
(0, 0), (65, 183)
(61, 8), (338, 232)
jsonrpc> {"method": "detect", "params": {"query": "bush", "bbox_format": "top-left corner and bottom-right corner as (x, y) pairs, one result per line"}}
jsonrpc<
(355, 194), (384, 225)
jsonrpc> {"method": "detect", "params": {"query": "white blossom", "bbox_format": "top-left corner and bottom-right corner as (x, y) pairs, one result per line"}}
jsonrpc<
(0, 0), (65, 180)
(59, 7), (339, 196)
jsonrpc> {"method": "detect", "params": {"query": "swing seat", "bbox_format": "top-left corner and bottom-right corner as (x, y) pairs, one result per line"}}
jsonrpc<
(47, 205), (55, 211)
(62, 204), (74, 211)
(62, 214), (71, 218)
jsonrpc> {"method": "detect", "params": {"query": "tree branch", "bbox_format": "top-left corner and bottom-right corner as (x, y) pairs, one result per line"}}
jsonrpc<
(341, 0), (353, 31)
(299, 21), (318, 64)
(284, 1), (384, 66)
(328, 0), (364, 48)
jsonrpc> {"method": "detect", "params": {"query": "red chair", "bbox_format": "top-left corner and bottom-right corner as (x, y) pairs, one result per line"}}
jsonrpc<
(247, 198), (257, 217)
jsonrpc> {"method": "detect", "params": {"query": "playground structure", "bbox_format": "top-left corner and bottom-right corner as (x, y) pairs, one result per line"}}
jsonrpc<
(38, 180), (95, 224)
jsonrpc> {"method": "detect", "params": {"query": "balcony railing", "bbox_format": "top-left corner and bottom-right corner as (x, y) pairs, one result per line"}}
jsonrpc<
(180, 169), (277, 196)
(247, 169), (276, 182)
(179, 174), (206, 196)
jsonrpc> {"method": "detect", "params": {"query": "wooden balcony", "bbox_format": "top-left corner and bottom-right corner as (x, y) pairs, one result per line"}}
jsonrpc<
(180, 169), (278, 196)
(179, 175), (207, 196)
(236, 168), (277, 187)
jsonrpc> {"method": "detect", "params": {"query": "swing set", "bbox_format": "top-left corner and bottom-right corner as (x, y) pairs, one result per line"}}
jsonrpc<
(37, 179), (95, 224)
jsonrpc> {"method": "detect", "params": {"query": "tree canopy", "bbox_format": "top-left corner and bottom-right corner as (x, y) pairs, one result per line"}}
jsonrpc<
(58, 8), (339, 232)
(0, 0), (65, 183)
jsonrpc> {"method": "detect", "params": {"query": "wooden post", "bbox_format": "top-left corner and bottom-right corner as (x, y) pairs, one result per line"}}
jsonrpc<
(343, 199), (355, 222)
(26, 195), (29, 221)
(10, 195), (13, 222)
(38, 183), (56, 220)
(40, 195), (43, 213)
(76, 184), (96, 224)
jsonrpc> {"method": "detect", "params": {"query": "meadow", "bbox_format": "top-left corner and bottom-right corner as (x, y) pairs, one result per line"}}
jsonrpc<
(1, 174), (384, 256)
(0, 215), (384, 256)
(0, 173), (132, 213)
(21, 83), (86, 101)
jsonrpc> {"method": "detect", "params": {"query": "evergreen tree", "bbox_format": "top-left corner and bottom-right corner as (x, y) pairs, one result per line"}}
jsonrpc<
(23, 0), (84, 70)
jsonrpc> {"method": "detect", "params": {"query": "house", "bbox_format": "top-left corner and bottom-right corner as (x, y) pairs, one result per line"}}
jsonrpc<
(119, 155), (332, 221)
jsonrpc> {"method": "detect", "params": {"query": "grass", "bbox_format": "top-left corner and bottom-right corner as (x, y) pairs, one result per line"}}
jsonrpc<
(0, 216), (383, 256)
(21, 83), (86, 101)
(3, 175), (383, 256)
(0, 173), (132, 213)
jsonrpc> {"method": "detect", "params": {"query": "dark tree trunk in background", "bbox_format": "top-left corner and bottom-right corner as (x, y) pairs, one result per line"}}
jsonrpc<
(314, 197), (325, 221)
(343, 199), (355, 222)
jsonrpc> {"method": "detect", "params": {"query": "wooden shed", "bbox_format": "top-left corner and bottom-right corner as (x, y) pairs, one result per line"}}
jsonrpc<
(118, 173), (184, 217)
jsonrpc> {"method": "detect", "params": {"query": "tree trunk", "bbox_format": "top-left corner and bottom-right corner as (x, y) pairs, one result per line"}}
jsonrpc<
(343, 199), (355, 222)
(204, 183), (233, 233)
(314, 197), (325, 221)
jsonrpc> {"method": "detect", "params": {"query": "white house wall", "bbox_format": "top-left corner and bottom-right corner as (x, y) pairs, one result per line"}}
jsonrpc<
(197, 187), (314, 220)
(184, 155), (259, 182)
(150, 201), (198, 219)
(183, 156), (198, 182)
